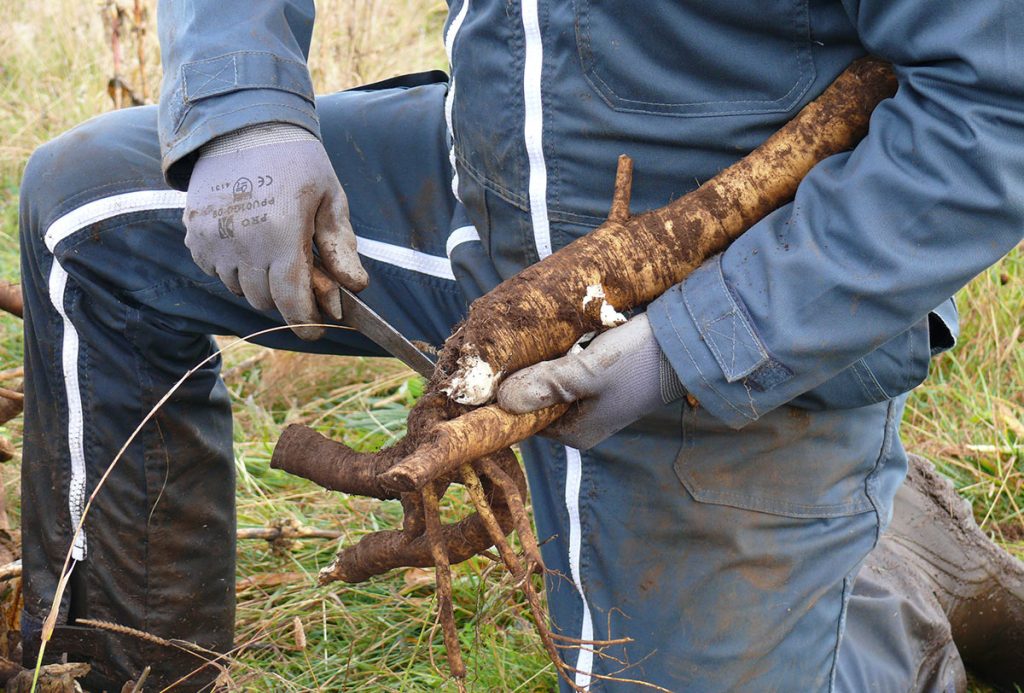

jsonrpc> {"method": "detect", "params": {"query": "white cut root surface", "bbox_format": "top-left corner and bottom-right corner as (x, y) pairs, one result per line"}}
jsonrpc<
(583, 284), (627, 328)
(444, 353), (501, 405)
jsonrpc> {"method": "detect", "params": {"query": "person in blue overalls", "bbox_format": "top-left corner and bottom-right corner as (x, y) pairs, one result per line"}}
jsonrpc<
(16, 1), (1024, 690)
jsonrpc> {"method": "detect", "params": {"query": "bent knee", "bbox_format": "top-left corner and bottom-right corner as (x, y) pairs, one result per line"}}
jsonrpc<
(20, 106), (166, 239)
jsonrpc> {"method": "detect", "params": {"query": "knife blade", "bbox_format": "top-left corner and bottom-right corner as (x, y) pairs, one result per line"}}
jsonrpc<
(338, 287), (436, 378)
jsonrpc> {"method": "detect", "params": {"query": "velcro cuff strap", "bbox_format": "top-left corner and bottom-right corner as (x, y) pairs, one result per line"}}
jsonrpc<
(682, 256), (770, 382)
(181, 52), (315, 105)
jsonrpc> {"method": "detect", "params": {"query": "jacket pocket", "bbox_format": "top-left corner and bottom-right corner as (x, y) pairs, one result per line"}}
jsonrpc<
(674, 399), (895, 518)
(573, 0), (815, 117)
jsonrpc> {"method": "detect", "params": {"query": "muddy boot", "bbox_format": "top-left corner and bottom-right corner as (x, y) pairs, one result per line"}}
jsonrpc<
(887, 454), (1024, 691)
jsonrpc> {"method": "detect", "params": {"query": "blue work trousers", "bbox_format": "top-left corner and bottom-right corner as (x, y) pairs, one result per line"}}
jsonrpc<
(19, 77), (962, 691)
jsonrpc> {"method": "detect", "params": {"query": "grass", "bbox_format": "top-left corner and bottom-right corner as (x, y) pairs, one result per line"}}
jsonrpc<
(221, 348), (553, 691)
(0, 1), (1021, 691)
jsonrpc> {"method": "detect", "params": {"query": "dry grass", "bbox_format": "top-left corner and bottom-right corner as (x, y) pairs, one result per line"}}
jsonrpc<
(0, 1), (1020, 691)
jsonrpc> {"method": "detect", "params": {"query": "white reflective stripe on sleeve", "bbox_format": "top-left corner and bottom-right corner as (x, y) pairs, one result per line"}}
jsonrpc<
(43, 189), (187, 561)
(444, 0), (469, 103)
(521, 0), (552, 260)
(355, 236), (456, 281)
(445, 225), (480, 257)
(564, 445), (595, 688)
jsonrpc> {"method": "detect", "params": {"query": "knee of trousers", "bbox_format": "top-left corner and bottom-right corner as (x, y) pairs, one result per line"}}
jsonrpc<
(19, 106), (166, 251)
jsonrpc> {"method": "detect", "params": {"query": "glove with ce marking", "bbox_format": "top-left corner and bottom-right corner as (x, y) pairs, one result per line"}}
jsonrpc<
(496, 313), (688, 450)
(184, 123), (368, 340)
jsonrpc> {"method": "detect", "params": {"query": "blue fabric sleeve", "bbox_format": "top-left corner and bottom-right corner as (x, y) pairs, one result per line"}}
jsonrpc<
(157, 0), (319, 189)
(649, 0), (1024, 429)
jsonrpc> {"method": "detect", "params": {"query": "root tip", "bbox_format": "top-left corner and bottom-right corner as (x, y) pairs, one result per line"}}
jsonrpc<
(379, 467), (420, 493)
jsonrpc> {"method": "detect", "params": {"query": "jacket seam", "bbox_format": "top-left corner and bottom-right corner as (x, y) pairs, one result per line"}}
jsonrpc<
(167, 99), (318, 152)
(850, 359), (886, 402)
(827, 573), (855, 691)
(864, 398), (898, 546)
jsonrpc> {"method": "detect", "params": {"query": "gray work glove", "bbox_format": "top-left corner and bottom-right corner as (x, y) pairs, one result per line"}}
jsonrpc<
(184, 123), (368, 340)
(497, 313), (687, 450)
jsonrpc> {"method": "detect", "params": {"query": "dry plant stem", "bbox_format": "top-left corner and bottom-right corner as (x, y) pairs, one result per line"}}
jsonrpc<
(235, 525), (342, 541)
(132, 0), (147, 102)
(459, 464), (580, 690)
(478, 457), (543, 569)
(128, 665), (151, 693)
(105, 2), (125, 109)
(422, 482), (466, 681)
(0, 283), (22, 318)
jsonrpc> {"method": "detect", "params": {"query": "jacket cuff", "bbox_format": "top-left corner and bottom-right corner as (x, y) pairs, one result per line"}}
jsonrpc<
(159, 51), (319, 190)
(648, 255), (792, 429)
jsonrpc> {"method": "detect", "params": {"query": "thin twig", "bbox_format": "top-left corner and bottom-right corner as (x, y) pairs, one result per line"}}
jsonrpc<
(236, 525), (342, 541)
(460, 464), (583, 692)
(0, 560), (20, 581)
(0, 367), (24, 382)
(421, 482), (465, 682)
(0, 388), (23, 403)
(133, 0), (148, 103)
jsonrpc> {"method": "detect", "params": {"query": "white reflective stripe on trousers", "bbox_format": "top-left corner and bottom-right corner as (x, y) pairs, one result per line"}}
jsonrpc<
(564, 446), (595, 687)
(355, 236), (457, 280)
(43, 189), (189, 561)
(445, 0), (470, 201)
(520, 0), (595, 685)
(445, 225), (480, 257)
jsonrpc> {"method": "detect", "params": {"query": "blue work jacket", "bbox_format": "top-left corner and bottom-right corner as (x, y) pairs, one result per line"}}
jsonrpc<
(157, 1), (1024, 429)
